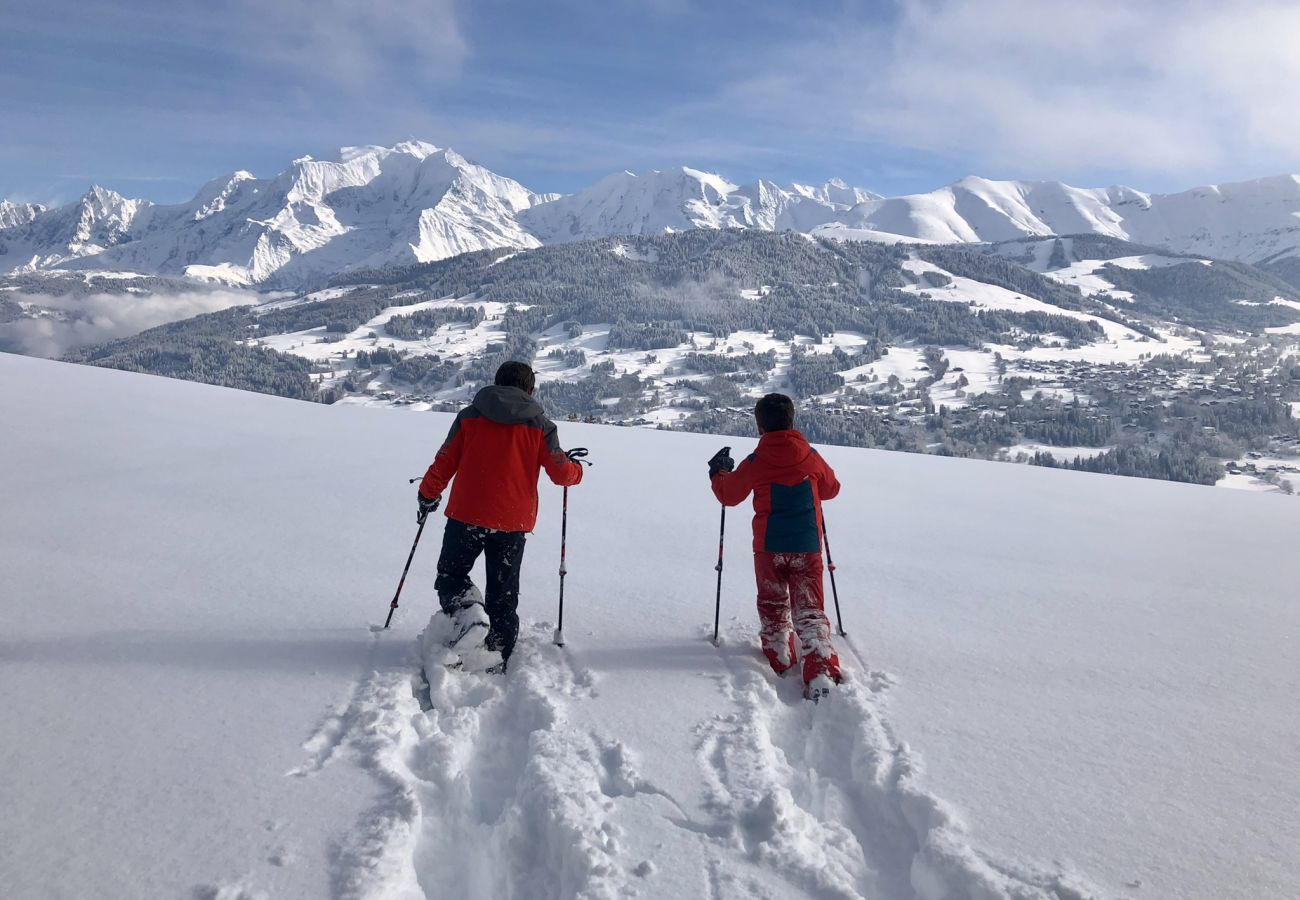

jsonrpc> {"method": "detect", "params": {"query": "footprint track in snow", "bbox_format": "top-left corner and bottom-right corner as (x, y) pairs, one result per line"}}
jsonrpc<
(401, 618), (649, 899)
(288, 631), (392, 778)
(303, 619), (1103, 899)
(692, 622), (1101, 900)
(293, 618), (648, 899)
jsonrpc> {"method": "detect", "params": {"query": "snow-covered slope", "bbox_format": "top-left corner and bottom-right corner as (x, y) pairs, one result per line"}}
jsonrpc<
(3, 353), (1299, 900)
(824, 175), (1300, 263)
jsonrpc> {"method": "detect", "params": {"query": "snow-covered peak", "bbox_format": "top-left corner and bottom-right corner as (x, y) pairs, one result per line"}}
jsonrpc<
(680, 166), (739, 196)
(0, 199), (44, 229)
(393, 139), (442, 160)
(42, 141), (546, 288)
(66, 186), (150, 247)
(791, 179), (882, 207)
(520, 167), (863, 243)
(337, 140), (443, 165)
(825, 173), (1300, 262)
(78, 184), (144, 216)
(188, 171), (261, 221)
(519, 167), (744, 243)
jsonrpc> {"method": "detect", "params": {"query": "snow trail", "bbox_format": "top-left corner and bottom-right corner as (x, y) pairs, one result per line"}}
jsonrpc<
(409, 620), (629, 899)
(321, 615), (1102, 900)
(697, 622), (1100, 900)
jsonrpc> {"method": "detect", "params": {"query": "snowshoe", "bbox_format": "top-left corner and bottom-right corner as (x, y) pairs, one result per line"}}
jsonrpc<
(804, 674), (834, 703)
(446, 601), (489, 651)
(456, 642), (503, 674)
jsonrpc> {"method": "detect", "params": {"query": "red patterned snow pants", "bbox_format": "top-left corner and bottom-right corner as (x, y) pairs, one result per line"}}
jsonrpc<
(753, 551), (841, 683)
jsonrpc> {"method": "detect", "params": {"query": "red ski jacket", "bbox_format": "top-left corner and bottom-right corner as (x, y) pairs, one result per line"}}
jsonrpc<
(711, 429), (840, 553)
(419, 385), (583, 533)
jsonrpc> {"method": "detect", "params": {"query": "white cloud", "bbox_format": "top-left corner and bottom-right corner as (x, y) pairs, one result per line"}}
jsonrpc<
(0, 290), (256, 358)
(716, 0), (1300, 182)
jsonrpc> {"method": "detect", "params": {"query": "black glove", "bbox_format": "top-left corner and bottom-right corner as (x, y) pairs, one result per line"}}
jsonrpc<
(708, 446), (734, 478)
(416, 492), (441, 525)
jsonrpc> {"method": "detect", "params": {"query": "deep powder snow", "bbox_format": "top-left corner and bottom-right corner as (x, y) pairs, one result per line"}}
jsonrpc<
(2, 354), (1298, 899)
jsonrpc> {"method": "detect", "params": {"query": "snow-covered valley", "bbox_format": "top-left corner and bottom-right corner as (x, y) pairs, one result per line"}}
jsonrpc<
(3, 353), (1298, 899)
(8, 225), (1300, 498)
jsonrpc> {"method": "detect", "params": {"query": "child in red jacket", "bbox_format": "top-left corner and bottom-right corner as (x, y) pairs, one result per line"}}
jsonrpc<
(709, 393), (842, 699)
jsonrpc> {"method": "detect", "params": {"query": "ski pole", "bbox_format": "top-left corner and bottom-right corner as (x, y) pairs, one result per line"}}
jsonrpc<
(555, 484), (570, 646)
(822, 517), (846, 637)
(384, 518), (425, 629)
(555, 448), (591, 647)
(711, 503), (726, 646)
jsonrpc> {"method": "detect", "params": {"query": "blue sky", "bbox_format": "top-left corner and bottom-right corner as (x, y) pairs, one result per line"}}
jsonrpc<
(3, 0), (1299, 207)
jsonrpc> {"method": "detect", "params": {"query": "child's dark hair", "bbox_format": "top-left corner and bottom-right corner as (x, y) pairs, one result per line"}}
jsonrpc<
(755, 393), (795, 432)
(495, 360), (536, 393)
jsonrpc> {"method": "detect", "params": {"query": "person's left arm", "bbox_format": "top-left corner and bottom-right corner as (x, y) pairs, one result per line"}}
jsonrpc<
(814, 449), (841, 501)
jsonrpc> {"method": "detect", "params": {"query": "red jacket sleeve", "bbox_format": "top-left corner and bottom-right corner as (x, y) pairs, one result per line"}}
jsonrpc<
(815, 451), (841, 501)
(419, 415), (466, 499)
(711, 456), (756, 507)
(538, 421), (583, 487)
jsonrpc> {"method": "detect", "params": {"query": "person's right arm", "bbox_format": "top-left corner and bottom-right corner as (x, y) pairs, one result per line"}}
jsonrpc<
(419, 412), (468, 500)
(711, 454), (756, 507)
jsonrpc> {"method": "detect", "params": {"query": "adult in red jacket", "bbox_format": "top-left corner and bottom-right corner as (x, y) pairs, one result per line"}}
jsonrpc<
(709, 393), (842, 695)
(417, 361), (583, 671)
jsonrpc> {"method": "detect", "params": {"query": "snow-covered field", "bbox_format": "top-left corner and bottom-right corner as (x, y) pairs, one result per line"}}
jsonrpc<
(1035, 255), (1204, 304)
(1003, 443), (1113, 462)
(3, 354), (1299, 900)
(901, 257), (1205, 368)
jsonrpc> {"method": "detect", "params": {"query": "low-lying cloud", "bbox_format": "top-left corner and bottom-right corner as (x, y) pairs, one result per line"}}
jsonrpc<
(0, 289), (256, 358)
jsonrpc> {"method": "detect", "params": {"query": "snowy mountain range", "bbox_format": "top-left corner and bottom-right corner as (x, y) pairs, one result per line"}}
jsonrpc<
(3, 140), (1300, 289)
(0, 142), (548, 289)
(814, 175), (1300, 263)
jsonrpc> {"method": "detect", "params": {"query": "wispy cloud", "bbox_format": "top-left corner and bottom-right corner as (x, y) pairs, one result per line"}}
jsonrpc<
(239, 0), (469, 91)
(708, 0), (1300, 184)
(3, 0), (1298, 204)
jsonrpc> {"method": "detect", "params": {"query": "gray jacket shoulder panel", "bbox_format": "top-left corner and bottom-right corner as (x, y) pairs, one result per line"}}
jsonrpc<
(440, 404), (481, 448)
(471, 384), (546, 425)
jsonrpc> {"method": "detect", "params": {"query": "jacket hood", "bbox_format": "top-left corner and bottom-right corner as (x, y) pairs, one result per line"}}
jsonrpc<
(472, 384), (544, 425)
(754, 429), (813, 468)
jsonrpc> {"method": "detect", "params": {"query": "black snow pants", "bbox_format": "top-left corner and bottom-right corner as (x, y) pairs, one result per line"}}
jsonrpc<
(435, 517), (527, 659)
